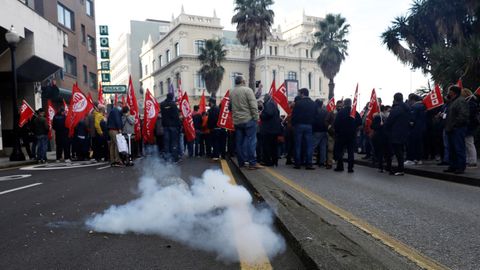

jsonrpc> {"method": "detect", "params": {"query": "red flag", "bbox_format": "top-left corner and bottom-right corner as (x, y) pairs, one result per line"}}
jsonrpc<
(126, 76), (141, 141)
(365, 88), (380, 128)
(326, 97), (336, 112)
(179, 92), (196, 142)
(217, 90), (234, 130)
(272, 82), (291, 115)
(142, 90), (159, 143)
(87, 92), (95, 113)
(67, 83), (93, 137)
(178, 79), (184, 102)
(350, 84), (359, 118)
(268, 79), (276, 95)
(198, 90), (206, 114)
(475, 87), (480, 96)
(46, 100), (56, 140)
(19, 100), (35, 128)
(423, 84), (444, 110)
(457, 79), (463, 89)
(114, 94), (118, 107)
(98, 83), (104, 105)
(121, 95), (126, 106)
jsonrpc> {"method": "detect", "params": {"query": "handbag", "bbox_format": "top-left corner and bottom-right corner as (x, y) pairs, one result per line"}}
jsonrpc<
(116, 133), (128, 154)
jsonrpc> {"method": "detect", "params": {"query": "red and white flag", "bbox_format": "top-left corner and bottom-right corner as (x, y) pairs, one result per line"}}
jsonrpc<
(121, 95), (126, 106)
(198, 90), (206, 114)
(63, 99), (69, 115)
(18, 100), (35, 128)
(126, 76), (141, 141)
(423, 84), (444, 110)
(217, 90), (234, 130)
(365, 88), (380, 127)
(272, 82), (291, 115)
(457, 79), (463, 89)
(177, 79), (184, 104)
(98, 83), (104, 105)
(114, 94), (118, 107)
(142, 90), (159, 144)
(475, 87), (480, 96)
(87, 92), (95, 113)
(350, 83), (359, 118)
(67, 83), (93, 137)
(326, 97), (336, 112)
(179, 92), (196, 142)
(47, 100), (56, 140)
(268, 79), (276, 95)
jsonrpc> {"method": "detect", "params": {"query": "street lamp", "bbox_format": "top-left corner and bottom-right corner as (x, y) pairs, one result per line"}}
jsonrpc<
(5, 25), (25, 161)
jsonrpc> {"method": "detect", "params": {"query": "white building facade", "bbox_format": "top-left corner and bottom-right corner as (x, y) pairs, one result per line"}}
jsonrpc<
(139, 10), (328, 103)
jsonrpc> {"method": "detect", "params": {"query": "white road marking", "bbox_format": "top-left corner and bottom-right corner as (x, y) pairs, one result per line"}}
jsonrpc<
(20, 162), (107, 171)
(0, 182), (43, 195)
(0, 174), (32, 182)
(96, 165), (111, 170)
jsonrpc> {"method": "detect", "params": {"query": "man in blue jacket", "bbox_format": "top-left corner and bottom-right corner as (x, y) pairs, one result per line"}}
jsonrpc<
(385, 93), (410, 175)
(291, 88), (316, 170)
(107, 101), (123, 166)
(334, 98), (362, 173)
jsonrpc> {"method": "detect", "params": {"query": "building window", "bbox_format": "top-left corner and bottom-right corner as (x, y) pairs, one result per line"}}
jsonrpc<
(160, 81), (164, 95)
(272, 70), (276, 80)
(319, 77), (322, 93)
(308, 72), (312, 89)
(194, 73), (206, 89)
(175, 43), (180, 57)
(86, 0), (94, 17)
(194, 40), (205, 54)
(274, 46), (278, 56)
(63, 53), (77, 76)
(57, 4), (74, 30)
(269, 46), (272, 56)
(152, 59), (156, 71)
(159, 55), (163, 67)
(166, 50), (171, 63)
(145, 64), (148, 75)
(175, 73), (180, 88)
(306, 49), (309, 58)
(81, 24), (86, 43)
(83, 65), (88, 83)
(62, 31), (69, 47)
(89, 72), (97, 89)
(87, 35), (95, 53)
(287, 71), (297, 80)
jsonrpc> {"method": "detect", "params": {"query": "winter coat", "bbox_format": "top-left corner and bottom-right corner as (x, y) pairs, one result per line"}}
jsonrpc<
(465, 95), (479, 135)
(334, 106), (362, 140)
(155, 114), (164, 136)
(260, 99), (282, 135)
(33, 116), (49, 136)
(192, 112), (202, 130)
(313, 106), (328, 132)
(93, 111), (105, 136)
(107, 107), (123, 130)
(230, 85), (259, 125)
(207, 105), (220, 130)
(52, 114), (68, 138)
(409, 101), (427, 137)
(445, 95), (469, 132)
(160, 99), (181, 127)
(385, 102), (410, 144)
(122, 114), (135, 135)
(291, 97), (316, 126)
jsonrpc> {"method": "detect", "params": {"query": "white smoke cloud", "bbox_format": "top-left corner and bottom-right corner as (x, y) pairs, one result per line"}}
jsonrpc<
(86, 160), (285, 263)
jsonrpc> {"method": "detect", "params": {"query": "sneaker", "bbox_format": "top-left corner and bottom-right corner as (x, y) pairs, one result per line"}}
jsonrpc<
(212, 157), (219, 161)
(415, 160), (423, 165)
(394, 172), (404, 176)
(65, 159), (71, 163)
(404, 160), (415, 166)
(56, 160), (61, 163)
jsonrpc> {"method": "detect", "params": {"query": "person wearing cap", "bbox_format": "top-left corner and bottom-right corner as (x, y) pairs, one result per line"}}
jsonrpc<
(230, 75), (262, 170)
(443, 85), (469, 174)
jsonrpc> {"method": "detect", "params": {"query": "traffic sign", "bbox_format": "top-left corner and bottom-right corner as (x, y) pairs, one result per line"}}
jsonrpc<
(103, 85), (127, 94)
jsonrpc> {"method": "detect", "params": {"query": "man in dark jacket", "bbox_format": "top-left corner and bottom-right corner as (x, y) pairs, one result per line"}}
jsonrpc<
(260, 94), (282, 166)
(312, 99), (328, 167)
(207, 97), (222, 160)
(291, 88), (316, 169)
(34, 108), (49, 163)
(192, 105), (203, 157)
(385, 93), (410, 175)
(334, 98), (362, 172)
(52, 108), (70, 162)
(406, 94), (426, 165)
(107, 101), (123, 166)
(444, 85), (469, 174)
(160, 93), (181, 162)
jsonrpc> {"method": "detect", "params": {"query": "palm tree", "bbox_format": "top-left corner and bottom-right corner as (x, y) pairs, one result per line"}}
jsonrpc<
(232, 0), (275, 90)
(312, 14), (350, 99)
(198, 39), (227, 98)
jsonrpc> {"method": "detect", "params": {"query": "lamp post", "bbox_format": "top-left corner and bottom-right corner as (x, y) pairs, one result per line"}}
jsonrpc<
(6, 25), (25, 161)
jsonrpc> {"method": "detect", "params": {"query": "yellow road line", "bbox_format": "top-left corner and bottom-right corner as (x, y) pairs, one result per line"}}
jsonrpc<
(220, 160), (273, 270)
(265, 167), (449, 270)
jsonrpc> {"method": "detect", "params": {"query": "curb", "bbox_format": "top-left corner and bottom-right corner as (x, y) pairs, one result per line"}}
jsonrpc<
(0, 160), (36, 170)
(354, 159), (480, 187)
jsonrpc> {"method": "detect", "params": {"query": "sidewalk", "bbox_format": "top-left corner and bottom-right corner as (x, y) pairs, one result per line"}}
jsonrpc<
(0, 152), (56, 169)
(354, 155), (480, 187)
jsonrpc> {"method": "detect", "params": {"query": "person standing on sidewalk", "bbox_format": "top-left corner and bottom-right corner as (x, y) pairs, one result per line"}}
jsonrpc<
(230, 75), (262, 170)
(385, 93), (410, 176)
(334, 98), (362, 173)
(260, 94), (282, 167)
(444, 85), (469, 174)
(107, 101), (123, 166)
(291, 89), (316, 170)
(405, 94), (426, 166)
(161, 93), (181, 162)
(33, 108), (49, 163)
(312, 99), (328, 167)
(53, 108), (70, 162)
(207, 97), (221, 161)
(462, 89), (478, 168)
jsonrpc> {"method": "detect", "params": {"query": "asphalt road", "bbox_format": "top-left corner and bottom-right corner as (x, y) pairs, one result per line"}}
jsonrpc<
(0, 158), (304, 270)
(268, 162), (480, 270)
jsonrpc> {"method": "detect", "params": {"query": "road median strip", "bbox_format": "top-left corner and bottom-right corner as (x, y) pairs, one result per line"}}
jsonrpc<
(0, 182), (43, 195)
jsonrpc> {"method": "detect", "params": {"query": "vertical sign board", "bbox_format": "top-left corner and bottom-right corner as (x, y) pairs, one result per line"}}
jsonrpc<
(99, 25), (110, 83)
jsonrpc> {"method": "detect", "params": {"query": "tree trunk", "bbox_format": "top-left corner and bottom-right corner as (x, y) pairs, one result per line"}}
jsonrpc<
(249, 47), (256, 90)
(328, 78), (335, 99)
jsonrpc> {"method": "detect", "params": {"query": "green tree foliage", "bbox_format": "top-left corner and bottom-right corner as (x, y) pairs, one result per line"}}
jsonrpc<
(198, 39), (227, 98)
(232, 0), (275, 90)
(382, 0), (480, 90)
(312, 14), (350, 99)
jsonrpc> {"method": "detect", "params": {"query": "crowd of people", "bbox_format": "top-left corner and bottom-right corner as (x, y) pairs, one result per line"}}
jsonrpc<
(20, 75), (479, 175)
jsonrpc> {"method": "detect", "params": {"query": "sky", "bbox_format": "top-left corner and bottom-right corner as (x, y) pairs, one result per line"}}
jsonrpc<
(95, 0), (429, 107)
